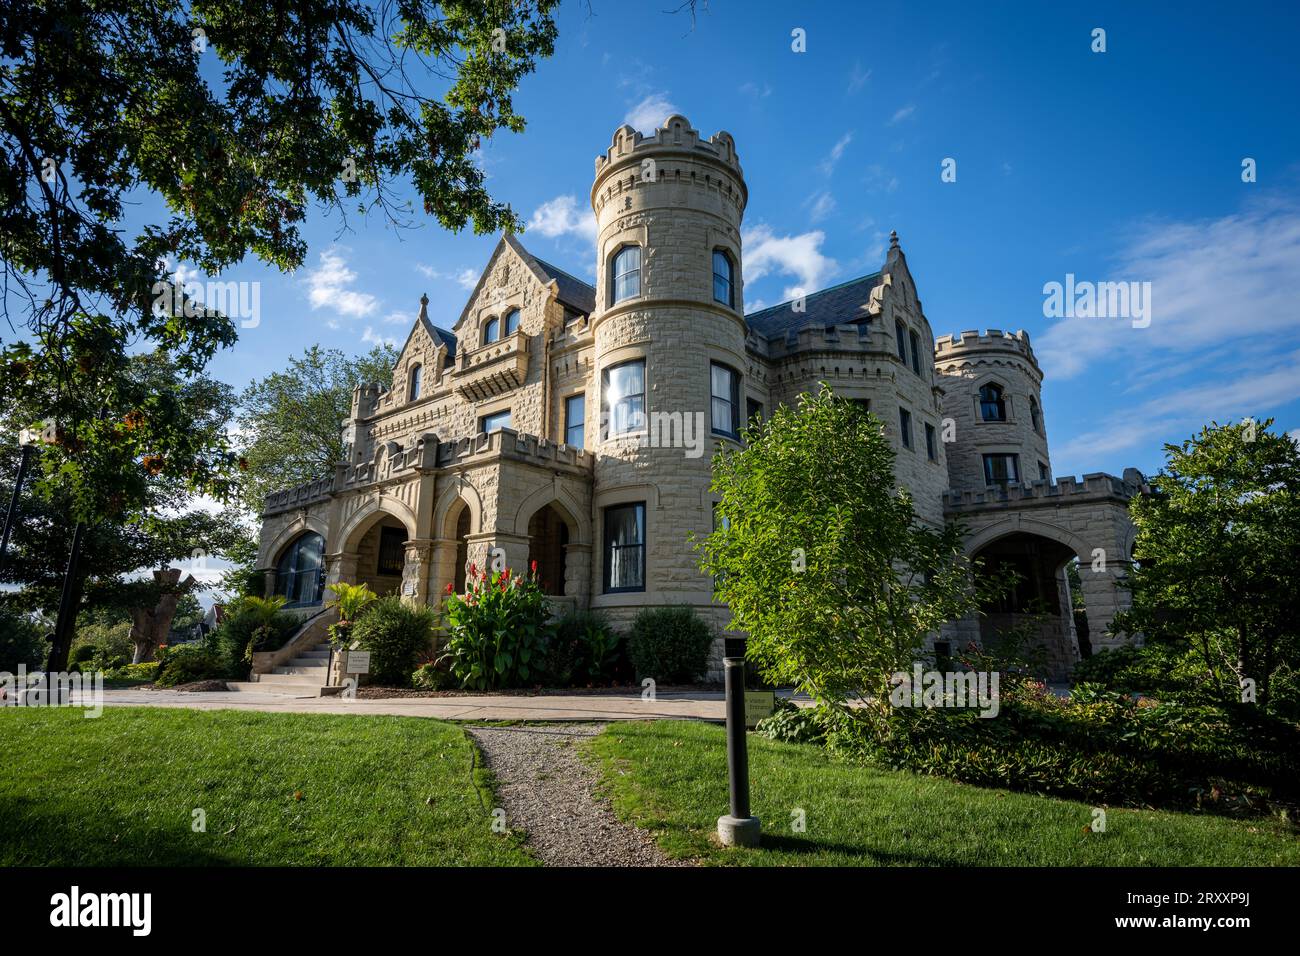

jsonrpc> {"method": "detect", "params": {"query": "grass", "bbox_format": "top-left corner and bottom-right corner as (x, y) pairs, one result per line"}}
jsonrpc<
(0, 706), (537, 866)
(589, 720), (1300, 866)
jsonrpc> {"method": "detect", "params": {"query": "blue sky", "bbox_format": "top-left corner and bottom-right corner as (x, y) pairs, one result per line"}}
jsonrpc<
(174, 0), (1300, 481)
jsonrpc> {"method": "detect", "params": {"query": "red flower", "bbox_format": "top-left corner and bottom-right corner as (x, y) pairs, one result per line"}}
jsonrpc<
(469, 562), (477, 578)
(499, 576), (508, 592)
(530, 559), (538, 573)
(445, 582), (454, 595)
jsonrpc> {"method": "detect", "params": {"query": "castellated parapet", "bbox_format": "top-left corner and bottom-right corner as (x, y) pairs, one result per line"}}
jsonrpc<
(936, 328), (1052, 495)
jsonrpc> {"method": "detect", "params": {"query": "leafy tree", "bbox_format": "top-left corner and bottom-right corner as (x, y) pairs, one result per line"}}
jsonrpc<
(699, 385), (986, 726)
(235, 344), (396, 507)
(1116, 419), (1300, 713)
(1, 1), (559, 522)
(0, 355), (242, 667)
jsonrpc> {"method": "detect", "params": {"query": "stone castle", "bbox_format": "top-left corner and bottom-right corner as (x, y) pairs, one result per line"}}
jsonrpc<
(255, 114), (1144, 679)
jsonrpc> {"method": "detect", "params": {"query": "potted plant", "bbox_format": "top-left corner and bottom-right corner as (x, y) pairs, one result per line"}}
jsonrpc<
(325, 582), (378, 646)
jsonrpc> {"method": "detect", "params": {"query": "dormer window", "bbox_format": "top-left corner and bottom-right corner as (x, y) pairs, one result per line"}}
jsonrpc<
(483, 316), (500, 344)
(408, 364), (423, 402)
(610, 245), (641, 304)
(504, 308), (520, 336)
(712, 250), (734, 307)
(979, 383), (1007, 422)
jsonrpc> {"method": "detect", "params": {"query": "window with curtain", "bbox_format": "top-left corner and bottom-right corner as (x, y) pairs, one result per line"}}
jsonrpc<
(610, 245), (641, 303)
(710, 362), (740, 437)
(275, 532), (325, 607)
(504, 308), (520, 336)
(712, 250), (733, 306)
(601, 359), (645, 437)
(483, 316), (499, 344)
(565, 394), (585, 449)
(408, 364), (422, 401)
(979, 383), (1007, 421)
(603, 502), (645, 592)
(983, 453), (1020, 487)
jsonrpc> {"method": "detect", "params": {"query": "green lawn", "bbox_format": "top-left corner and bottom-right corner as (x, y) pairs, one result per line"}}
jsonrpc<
(589, 720), (1300, 866)
(0, 707), (536, 866)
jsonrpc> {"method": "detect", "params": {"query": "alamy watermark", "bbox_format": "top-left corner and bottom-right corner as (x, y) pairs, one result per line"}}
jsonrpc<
(1042, 273), (1151, 328)
(152, 278), (261, 328)
(889, 663), (1000, 718)
(1, 666), (103, 717)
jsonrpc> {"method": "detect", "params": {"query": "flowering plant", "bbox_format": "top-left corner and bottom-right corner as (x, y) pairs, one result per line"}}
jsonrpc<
(438, 561), (552, 690)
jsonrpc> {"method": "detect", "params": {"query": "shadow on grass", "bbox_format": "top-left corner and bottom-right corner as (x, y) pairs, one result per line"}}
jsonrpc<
(753, 832), (962, 866)
(0, 797), (236, 867)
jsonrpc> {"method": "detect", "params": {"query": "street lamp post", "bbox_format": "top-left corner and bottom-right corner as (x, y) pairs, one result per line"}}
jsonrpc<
(716, 639), (761, 847)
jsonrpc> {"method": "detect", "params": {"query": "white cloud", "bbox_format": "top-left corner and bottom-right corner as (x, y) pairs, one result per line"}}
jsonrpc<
(819, 133), (853, 176)
(806, 190), (836, 223)
(625, 92), (678, 134)
(847, 62), (871, 95)
(742, 224), (837, 301)
(417, 264), (480, 291)
(362, 326), (398, 349)
(1038, 197), (1300, 381)
(887, 104), (916, 126)
(528, 195), (597, 244)
(306, 248), (378, 318)
(1053, 349), (1300, 470)
(739, 81), (772, 100)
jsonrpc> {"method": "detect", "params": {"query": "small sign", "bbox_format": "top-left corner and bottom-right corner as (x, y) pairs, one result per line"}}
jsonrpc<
(744, 691), (775, 728)
(402, 581), (416, 596)
(345, 650), (371, 675)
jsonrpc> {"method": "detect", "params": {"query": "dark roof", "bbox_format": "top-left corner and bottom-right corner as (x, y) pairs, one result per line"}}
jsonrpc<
(744, 272), (883, 340)
(530, 256), (596, 315)
(427, 321), (457, 358)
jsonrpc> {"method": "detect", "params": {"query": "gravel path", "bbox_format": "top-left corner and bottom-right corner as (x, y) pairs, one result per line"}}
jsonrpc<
(466, 723), (692, 867)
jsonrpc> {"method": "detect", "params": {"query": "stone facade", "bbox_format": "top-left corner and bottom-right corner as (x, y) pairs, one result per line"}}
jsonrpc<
(255, 114), (1143, 680)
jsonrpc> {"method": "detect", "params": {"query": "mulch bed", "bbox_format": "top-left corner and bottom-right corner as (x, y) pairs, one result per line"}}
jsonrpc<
(166, 680), (230, 693)
(356, 683), (721, 699)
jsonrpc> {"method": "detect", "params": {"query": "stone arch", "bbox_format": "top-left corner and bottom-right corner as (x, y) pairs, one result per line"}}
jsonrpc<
(964, 517), (1093, 566)
(265, 513), (330, 568)
(512, 485), (590, 544)
(434, 481), (483, 540)
(338, 498), (418, 554)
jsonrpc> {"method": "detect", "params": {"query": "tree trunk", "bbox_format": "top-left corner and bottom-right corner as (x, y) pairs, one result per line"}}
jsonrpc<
(130, 568), (193, 664)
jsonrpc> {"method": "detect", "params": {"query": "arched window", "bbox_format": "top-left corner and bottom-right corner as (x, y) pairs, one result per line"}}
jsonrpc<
(610, 245), (641, 304)
(504, 308), (520, 336)
(979, 383), (1007, 422)
(408, 364), (422, 401)
(895, 320), (908, 361)
(908, 329), (922, 375)
(712, 250), (734, 307)
(482, 316), (499, 344)
(1030, 397), (1042, 434)
(275, 532), (325, 607)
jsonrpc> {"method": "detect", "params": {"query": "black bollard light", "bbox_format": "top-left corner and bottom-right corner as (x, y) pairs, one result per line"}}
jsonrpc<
(717, 643), (760, 847)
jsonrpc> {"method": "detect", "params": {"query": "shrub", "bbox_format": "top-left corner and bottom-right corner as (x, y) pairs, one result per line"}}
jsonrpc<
(818, 682), (1300, 816)
(71, 645), (96, 665)
(411, 660), (456, 690)
(215, 597), (297, 679)
(544, 611), (621, 686)
(351, 596), (436, 687)
(0, 608), (47, 672)
(625, 606), (713, 684)
(104, 661), (161, 682)
(755, 697), (829, 746)
(438, 564), (551, 690)
(155, 643), (227, 687)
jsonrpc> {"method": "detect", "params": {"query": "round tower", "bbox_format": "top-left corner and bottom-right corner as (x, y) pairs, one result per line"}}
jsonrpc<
(933, 329), (1051, 494)
(587, 115), (748, 632)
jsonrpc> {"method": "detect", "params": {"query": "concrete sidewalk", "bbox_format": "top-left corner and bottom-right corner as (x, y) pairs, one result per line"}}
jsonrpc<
(87, 687), (731, 722)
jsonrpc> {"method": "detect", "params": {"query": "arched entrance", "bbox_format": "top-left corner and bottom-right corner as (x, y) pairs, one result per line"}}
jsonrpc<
(526, 504), (570, 595)
(971, 530), (1081, 679)
(274, 532), (326, 607)
(334, 506), (418, 598)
